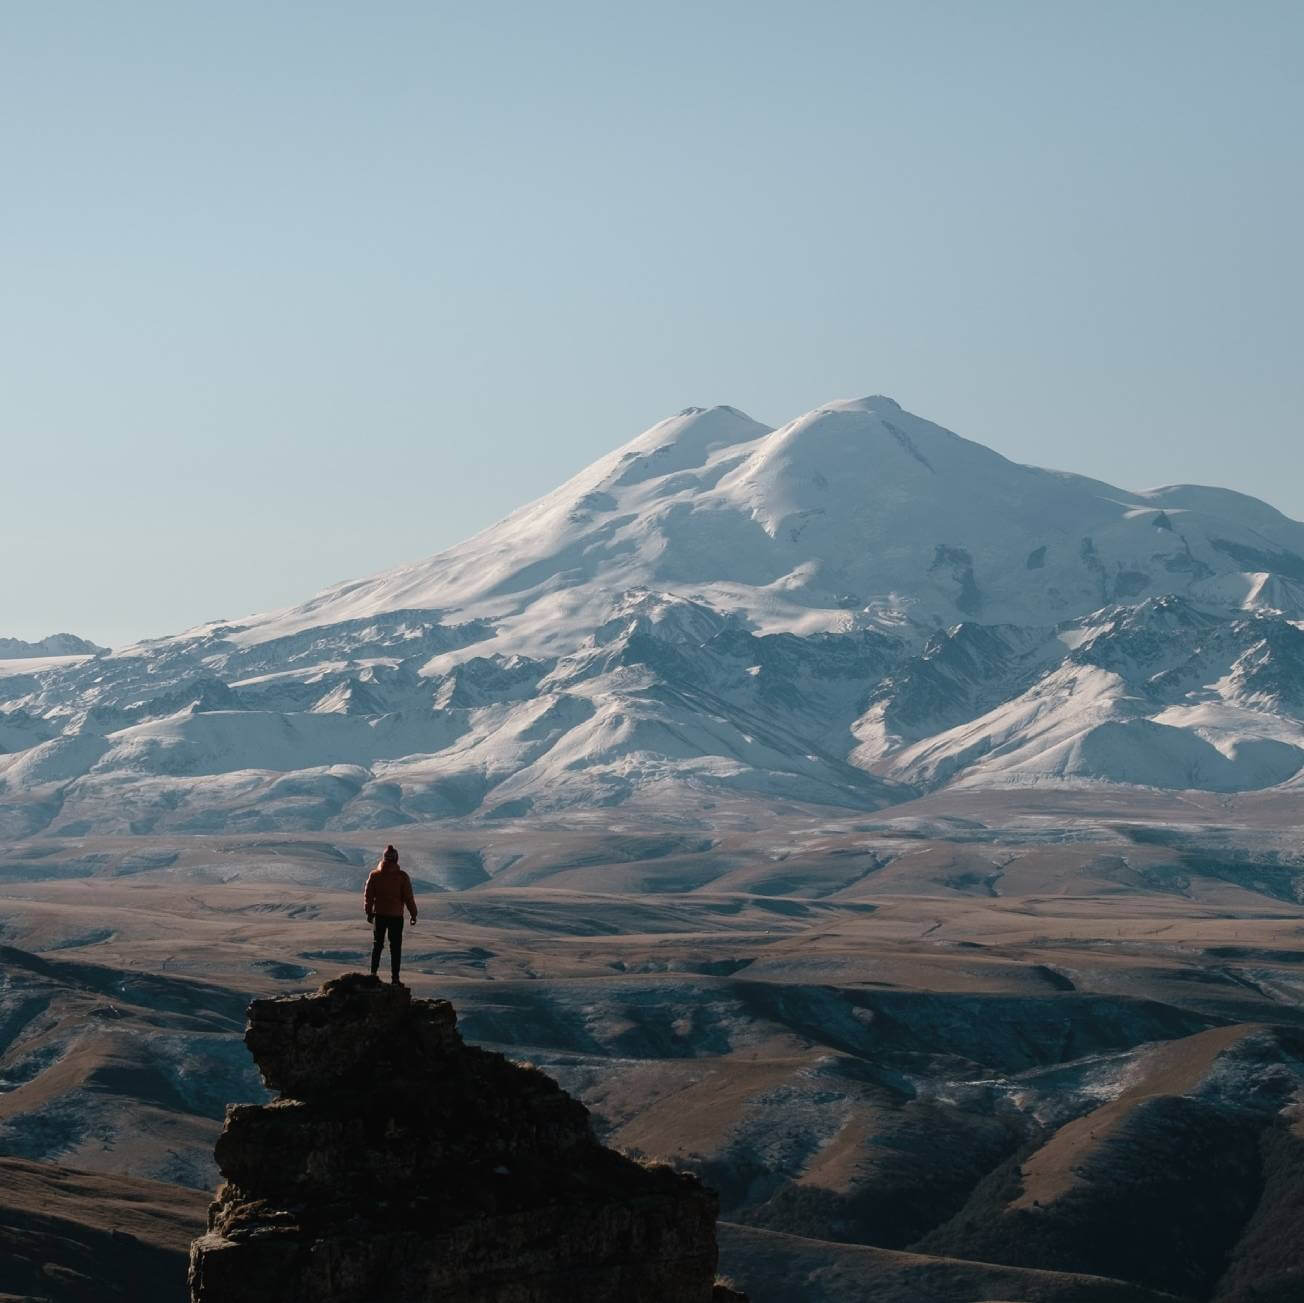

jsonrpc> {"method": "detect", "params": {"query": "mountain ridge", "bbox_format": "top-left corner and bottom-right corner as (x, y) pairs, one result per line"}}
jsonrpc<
(0, 633), (107, 660)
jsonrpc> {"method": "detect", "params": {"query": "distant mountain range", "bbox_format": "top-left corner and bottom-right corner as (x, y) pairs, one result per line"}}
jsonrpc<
(4, 395), (1304, 836)
(0, 633), (106, 660)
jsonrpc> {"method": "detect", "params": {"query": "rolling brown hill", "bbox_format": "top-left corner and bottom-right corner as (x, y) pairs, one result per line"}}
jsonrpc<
(0, 1155), (205, 1302)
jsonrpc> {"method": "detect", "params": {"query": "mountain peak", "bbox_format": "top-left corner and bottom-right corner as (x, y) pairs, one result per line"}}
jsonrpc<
(606, 404), (770, 490)
(820, 394), (903, 414)
(0, 633), (107, 660)
(638, 402), (764, 442)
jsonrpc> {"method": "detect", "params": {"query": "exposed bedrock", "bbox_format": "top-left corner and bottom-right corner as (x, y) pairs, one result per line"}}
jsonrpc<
(189, 975), (737, 1303)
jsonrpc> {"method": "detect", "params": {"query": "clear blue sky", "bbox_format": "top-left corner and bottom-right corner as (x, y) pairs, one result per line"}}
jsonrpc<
(3, 1), (1300, 647)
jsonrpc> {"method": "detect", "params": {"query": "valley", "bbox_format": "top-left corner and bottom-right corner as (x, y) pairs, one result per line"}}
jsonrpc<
(1, 790), (1303, 1299)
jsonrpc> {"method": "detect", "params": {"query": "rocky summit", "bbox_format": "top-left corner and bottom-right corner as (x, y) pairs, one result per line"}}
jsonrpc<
(188, 974), (736, 1303)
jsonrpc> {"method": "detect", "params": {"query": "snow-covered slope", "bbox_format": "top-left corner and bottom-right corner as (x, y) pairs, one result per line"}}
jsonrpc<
(4, 396), (1304, 834)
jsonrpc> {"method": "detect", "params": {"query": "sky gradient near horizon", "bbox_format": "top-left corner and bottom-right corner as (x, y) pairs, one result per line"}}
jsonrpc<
(3, 1), (1301, 647)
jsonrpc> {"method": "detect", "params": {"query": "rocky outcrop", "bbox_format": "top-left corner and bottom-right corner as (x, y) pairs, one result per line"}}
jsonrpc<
(189, 975), (734, 1303)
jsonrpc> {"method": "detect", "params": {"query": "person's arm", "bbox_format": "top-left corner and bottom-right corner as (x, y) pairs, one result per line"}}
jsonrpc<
(403, 873), (417, 923)
(364, 871), (376, 921)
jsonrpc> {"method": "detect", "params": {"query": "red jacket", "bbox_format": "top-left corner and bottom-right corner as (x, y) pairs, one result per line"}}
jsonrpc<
(364, 863), (417, 919)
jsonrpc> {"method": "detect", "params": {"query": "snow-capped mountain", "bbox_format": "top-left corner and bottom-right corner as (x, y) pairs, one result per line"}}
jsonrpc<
(4, 395), (1304, 835)
(0, 633), (106, 660)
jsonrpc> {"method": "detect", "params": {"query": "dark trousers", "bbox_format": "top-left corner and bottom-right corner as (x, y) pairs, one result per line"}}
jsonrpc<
(371, 914), (404, 979)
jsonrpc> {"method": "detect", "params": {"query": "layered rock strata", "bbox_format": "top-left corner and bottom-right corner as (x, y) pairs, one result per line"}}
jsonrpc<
(188, 974), (730, 1303)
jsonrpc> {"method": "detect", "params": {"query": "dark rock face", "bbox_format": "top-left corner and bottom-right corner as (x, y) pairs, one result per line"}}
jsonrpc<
(189, 975), (725, 1303)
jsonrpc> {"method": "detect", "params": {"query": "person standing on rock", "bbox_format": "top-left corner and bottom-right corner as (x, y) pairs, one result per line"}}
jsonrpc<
(364, 844), (418, 984)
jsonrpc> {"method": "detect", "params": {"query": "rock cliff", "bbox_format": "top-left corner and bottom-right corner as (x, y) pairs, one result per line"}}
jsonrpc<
(188, 974), (738, 1303)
